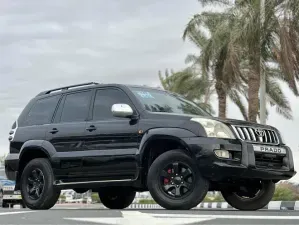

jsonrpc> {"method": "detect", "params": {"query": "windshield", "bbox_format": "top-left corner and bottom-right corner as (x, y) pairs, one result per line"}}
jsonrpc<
(130, 87), (210, 116)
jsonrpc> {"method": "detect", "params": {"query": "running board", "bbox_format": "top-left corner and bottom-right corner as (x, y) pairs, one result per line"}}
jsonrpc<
(53, 179), (133, 186)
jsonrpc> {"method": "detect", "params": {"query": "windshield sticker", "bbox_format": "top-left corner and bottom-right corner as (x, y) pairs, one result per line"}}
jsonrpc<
(136, 91), (155, 99)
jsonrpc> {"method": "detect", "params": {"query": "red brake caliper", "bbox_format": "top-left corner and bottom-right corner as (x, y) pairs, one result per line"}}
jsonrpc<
(164, 169), (172, 184)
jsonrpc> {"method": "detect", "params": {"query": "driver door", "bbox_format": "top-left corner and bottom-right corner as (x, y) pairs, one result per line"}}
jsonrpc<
(83, 87), (139, 181)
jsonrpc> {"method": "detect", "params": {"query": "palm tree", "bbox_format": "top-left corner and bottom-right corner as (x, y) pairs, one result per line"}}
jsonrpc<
(158, 68), (215, 115)
(227, 0), (299, 121)
(183, 10), (246, 119)
(184, 0), (299, 122)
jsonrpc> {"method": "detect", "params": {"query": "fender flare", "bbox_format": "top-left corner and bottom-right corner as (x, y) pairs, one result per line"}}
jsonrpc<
(19, 140), (57, 160)
(136, 128), (197, 167)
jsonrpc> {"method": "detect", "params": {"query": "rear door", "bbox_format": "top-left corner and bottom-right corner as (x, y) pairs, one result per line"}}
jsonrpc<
(46, 90), (93, 181)
(83, 87), (139, 181)
(12, 94), (62, 154)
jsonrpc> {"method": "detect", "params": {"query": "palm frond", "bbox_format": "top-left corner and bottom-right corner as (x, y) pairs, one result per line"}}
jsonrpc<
(266, 76), (293, 120)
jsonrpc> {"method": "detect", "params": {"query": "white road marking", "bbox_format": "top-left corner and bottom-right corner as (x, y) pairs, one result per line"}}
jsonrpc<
(64, 211), (214, 225)
(149, 213), (299, 220)
(0, 211), (34, 216)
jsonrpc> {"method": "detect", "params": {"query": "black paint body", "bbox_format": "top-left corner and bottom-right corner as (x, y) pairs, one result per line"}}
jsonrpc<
(4, 83), (296, 191)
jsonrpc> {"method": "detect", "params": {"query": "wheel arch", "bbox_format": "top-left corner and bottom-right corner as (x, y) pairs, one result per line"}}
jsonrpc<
(137, 128), (197, 184)
(16, 140), (57, 190)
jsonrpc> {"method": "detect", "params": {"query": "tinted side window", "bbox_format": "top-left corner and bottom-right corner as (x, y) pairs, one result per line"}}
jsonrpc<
(60, 91), (91, 123)
(26, 95), (60, 126)
(93, 89), (133, 120)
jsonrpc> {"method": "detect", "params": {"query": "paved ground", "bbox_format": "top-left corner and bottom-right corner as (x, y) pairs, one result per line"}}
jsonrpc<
(0, 205), (298, 225)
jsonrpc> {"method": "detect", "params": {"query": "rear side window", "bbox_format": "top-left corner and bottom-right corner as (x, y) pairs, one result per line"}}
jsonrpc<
(60, 91), (91, 123)
(25, 95), (60, 126)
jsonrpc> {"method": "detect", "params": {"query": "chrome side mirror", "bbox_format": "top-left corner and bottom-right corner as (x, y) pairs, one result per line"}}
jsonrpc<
(111, 104), (134, 118)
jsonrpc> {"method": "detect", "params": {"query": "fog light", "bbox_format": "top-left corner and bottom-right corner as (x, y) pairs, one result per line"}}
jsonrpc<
(214, 150), (230, 159)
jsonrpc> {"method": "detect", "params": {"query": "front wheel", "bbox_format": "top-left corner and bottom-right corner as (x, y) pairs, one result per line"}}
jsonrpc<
(221, 180), (275, 211)
(98, 187), (136, 209)
(147, 150), (209, 210)
(20, 158), (61, 210)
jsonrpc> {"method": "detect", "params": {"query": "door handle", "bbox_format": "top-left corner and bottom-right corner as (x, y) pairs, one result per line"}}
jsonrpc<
(86, 125), (96, 132)
(49, 128), (59, 134)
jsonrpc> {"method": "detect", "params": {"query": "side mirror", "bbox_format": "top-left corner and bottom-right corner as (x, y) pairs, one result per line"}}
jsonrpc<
(111, 104), (134, 118)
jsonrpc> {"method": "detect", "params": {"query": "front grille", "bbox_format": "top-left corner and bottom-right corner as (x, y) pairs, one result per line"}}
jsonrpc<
(231, 125), (279, 145)
(255, 152), (284, 169)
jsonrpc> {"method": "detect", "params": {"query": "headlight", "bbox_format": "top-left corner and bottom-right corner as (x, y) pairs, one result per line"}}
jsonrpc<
(191, 118), (236, 139)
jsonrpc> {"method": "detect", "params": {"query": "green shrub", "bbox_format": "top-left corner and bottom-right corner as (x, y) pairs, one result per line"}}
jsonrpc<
(203, 192), (225, 202)
(58, 195), (66, 203)
(138, 199), (156, 204)
(272, 185), (295, 201)
(91, 193), (101, 203)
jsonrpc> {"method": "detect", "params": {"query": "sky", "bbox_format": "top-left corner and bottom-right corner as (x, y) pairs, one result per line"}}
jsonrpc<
(0, 0), (298, 182)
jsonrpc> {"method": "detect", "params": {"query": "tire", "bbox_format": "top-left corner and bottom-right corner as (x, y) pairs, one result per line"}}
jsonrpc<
(98, 187), (136, 209)
(147, 149), (209, 210)
(221, 180), (275, 211)
(20, 158), (61, 210)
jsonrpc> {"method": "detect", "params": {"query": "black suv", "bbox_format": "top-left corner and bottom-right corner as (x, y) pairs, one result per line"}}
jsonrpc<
(4, 82), (296, 210)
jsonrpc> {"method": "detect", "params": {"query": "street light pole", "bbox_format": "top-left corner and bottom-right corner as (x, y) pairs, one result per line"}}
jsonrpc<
(259, 0), (266, 124)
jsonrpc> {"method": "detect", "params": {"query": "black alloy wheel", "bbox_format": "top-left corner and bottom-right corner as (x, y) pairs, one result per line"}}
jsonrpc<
(20, 158), (61, 210)
(160, 162), (194, 199)
(147, 149), (209, 210)
(26, 169), (45, 201)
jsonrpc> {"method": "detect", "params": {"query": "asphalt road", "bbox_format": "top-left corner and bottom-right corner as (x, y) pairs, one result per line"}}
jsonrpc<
(0, 205), (298, 225)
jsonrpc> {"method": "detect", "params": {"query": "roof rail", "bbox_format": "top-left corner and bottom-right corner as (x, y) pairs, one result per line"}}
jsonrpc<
(38, 82), (99, 96)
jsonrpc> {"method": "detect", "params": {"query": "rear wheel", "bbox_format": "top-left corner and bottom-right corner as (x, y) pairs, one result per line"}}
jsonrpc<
(20, 158), (61, 210)
(221, 180), (275, 211)
(147, 150), (209, 210)
(98, 187), (136, 209)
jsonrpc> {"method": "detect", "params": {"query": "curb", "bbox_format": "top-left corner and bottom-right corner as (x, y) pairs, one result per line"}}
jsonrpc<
(127, 201), (299, 210)
(197, 201), (299, 210)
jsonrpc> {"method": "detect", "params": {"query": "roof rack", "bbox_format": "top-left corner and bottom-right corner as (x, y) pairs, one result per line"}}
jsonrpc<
(38, 82), (99, 96)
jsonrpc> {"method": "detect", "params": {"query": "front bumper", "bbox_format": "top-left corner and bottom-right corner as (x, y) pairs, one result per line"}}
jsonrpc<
(184, 137), (296, 181)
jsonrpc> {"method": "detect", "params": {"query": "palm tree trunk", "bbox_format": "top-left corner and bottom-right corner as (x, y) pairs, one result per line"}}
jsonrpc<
(215, 80), (226, 119)
(215, 53), (227, 119)
(248, 46), (260, 122)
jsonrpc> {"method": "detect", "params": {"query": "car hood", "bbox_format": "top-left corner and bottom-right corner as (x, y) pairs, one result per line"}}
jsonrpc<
(213, 117), (276, 130)
(148, 112), (276, 130)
